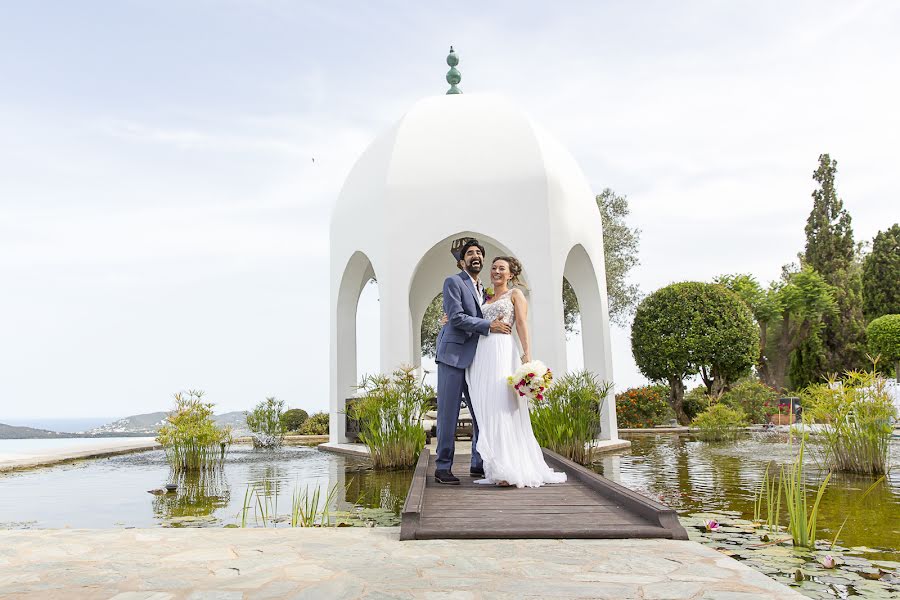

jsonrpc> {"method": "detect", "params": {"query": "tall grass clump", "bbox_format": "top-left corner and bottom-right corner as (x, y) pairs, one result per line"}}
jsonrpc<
(801, 368), (897, 475)
(156, 390), (232, 473)
(246, 396), (286, 449)
(691, 404), (747, 441)
(781, 440), (831, 549)
(530, 370), (612, 465)
(350, 365), (432, 469)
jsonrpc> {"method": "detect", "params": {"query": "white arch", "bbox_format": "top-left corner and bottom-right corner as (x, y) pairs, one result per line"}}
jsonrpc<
(563, 244), (618, 441)
(330, 251), (376, 444)
(407, 231), (531, 371)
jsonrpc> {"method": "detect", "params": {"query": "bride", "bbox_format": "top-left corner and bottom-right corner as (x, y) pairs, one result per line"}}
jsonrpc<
(465, 257), (566, 488)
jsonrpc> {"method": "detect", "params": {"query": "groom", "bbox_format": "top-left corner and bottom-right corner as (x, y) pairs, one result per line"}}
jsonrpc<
(434, 238), (511, 485)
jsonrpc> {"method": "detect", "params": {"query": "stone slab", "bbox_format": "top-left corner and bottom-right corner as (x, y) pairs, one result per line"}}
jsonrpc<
(0, 528), (806, 599)
(0, 439), (160, 472)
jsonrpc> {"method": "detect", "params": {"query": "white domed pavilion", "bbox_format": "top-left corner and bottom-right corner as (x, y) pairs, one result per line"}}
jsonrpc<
(329, 49), (618, 444)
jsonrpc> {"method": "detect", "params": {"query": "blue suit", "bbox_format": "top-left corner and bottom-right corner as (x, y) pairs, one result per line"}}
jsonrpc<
(435, 271), (491, 472)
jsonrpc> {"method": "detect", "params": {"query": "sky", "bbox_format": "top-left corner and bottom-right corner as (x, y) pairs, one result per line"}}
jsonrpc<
(1, 1), (898, 422)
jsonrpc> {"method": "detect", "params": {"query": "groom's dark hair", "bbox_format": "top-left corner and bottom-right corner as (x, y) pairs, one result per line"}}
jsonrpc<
(457, 238), (485, 262)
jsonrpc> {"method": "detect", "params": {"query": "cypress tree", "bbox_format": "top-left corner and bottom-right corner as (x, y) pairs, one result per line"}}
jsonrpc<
(799, 154), (866, 380)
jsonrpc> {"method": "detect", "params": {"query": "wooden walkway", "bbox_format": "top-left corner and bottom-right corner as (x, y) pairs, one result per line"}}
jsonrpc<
(400, 448), (688, 541)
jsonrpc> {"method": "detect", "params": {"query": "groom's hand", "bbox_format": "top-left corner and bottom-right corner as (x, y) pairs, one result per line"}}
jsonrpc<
(490, 318), (512, 334)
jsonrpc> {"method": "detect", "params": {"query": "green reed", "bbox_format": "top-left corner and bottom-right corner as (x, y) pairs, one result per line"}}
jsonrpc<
(530, 371), (611, 465)
(800, 368), (896, 475)
(752, 462), (782, 534)
(781, 440), (831, 549)
(350, 366), (432, 470)
(238, 478), (342, 528)
(156, 390), (232, 473)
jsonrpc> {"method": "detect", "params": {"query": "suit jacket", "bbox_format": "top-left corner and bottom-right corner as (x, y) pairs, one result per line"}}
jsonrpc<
(435, 271), (491, 369)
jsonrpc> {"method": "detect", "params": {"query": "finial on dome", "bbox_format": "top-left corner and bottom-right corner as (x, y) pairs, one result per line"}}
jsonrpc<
(446, 46), (462, 95)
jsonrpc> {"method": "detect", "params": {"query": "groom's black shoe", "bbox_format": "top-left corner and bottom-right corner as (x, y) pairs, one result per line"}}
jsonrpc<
(469, 466), (485, 477)
(434, 470), (460, 485)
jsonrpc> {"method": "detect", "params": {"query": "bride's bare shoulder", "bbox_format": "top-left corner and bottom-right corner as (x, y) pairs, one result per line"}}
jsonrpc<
(510, 288), (527, 301)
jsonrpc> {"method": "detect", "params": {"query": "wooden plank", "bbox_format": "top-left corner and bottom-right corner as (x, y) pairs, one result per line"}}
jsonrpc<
(399, 448), (430, 541)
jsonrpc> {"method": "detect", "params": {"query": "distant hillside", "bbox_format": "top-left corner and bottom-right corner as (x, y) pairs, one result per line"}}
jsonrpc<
(88, 410), (251, 437)
(89, 412), (168, 435)
(0, 423), (73, 439)
(1, 410), (253, 440)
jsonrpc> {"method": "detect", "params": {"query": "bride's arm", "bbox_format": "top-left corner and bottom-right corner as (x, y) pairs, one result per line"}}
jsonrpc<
(511, 289), (531, 363)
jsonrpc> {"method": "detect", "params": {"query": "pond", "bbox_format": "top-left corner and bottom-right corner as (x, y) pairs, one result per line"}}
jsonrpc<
(1, 433), (897, 556)
(0, 443), (410, 529)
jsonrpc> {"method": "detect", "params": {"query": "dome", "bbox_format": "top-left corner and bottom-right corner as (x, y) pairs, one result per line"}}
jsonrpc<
(331, 93), (597, 239)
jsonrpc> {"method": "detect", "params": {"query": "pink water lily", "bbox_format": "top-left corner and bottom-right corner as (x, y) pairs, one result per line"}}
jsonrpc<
(821, 555), (836, 569)
(705, 519), (720, 531)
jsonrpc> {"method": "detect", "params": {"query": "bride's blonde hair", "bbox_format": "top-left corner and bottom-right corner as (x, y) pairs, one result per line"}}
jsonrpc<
(492, 256), (526, 288)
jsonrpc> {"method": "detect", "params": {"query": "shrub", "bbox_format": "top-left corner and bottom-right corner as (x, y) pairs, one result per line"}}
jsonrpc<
(246, 397), (286, 448)
(530, 370), (612, 464)
(801, 369), (896, 475)
(614, 386), (670, 428)
(156, 390), (232, 473)
(867, 314), (900, 378)
(350, 366), (432, 469)
(683, 386), (713, 420)
(631, 282), (759, 424)
(691, 404), (747, 441)
(299, 412), (330, 435)
(283, 408), (309, 432)
(719, 378), (779, 424)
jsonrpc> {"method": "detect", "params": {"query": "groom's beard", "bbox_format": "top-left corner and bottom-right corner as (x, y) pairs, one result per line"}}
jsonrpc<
(465, 258), (483, 277)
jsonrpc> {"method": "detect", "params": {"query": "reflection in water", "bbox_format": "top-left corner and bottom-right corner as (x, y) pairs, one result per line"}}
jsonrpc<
(595, 433), (900, 557)
(152, 469), (230, 523)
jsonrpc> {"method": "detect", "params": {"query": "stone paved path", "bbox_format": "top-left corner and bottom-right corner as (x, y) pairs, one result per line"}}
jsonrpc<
(0, 527), (806, 599)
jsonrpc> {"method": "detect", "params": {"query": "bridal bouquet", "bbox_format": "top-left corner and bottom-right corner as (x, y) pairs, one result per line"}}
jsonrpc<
(508, 361), (553, 403)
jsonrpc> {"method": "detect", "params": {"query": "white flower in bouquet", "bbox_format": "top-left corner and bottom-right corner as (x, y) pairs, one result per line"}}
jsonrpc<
(507, 360), (554, 403)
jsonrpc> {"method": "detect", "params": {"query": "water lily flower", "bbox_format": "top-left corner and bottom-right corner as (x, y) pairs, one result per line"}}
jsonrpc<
(705, 519), (720, 531)
(821, 555), (836, 569)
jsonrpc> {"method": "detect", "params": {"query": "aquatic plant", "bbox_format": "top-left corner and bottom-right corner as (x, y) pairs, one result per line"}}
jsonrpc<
(291, 483), (339, 527)
(752, 462), (782, 534)
(801, 368), (896, 475)
(781, 440), (831, 549)
(350, 366), (432, 469)
(691, 404), (747, 441)
(156, 390), (232, 473)
(246, 396), (286, 449)
(530, 370), (612, 464)
(237, 478), (342, 528)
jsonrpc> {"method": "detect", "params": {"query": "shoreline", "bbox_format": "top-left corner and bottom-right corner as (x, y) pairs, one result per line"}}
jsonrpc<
(0, 438), (161, 473)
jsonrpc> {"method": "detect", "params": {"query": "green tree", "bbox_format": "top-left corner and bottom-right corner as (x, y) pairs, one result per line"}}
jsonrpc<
(862, 224), (900, 320)
(867, 314), (900, 378)
(759, 266), (836, 390)
(282, 408), (309, 432)
(801, 153), (867, 377)
(419, 293), (443, 358)
(631, 282), (758, 424)
(564, 189), (642, 330)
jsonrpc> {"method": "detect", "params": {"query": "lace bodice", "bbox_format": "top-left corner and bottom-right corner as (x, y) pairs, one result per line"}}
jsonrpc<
(483, 290), (515, 326)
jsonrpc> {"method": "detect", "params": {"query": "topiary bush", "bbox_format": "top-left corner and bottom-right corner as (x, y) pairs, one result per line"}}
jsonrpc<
(719, 378), (779, 424)
(867, 314), (900, 378)
(631, 281), (759, 424)
(299, 412), (330, 435)
(283, 408), (309, 432)
(614, 386), (670, 428)
(692, 404), (747, 441)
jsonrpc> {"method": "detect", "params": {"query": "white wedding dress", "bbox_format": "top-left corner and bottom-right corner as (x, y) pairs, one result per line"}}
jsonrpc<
(465, 290), (567, 488)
